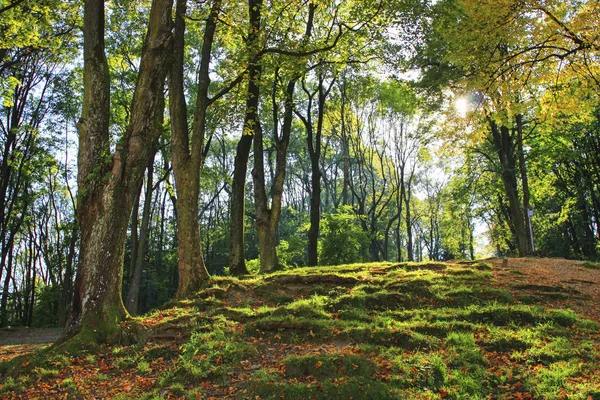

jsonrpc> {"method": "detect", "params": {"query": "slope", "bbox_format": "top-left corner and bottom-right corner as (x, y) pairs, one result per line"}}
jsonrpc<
(1, 260), (599, 399)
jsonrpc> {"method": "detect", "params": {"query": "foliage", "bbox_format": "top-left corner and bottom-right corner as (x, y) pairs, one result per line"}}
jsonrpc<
(318, 206), (369, 265)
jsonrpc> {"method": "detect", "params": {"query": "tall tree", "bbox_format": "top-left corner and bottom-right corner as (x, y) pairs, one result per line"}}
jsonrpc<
(168, 0), (222, 296)
(251, 3), (318, 273)
(229, 0), (263, 276)
(68, 0), (173, 340)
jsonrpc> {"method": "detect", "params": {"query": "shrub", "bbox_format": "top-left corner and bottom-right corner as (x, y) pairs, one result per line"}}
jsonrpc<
(318, 206), (368, 265)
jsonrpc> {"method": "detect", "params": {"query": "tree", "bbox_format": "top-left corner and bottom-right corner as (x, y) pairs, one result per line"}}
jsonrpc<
(228, 0), (262, 276)
(68, 0), (173, 340)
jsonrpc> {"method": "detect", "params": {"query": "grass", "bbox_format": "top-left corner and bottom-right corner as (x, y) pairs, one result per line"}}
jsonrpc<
(583, 261), (600, 270)
(0, 260), (599, 399)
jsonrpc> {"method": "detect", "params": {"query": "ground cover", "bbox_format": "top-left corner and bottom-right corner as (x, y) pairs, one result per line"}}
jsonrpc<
(1, 258), (599, 399)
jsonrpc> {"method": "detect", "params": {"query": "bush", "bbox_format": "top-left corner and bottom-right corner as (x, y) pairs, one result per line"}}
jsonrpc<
(277, 238), (305, 268)
(318, 206), (369, 265)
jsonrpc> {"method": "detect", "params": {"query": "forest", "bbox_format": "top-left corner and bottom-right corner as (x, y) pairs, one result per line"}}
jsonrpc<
(0, 0), (599, 339)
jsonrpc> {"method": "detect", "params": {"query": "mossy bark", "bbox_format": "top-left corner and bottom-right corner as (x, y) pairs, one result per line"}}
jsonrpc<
(68, 0), (173, 342)
(168, 0), (219, 293)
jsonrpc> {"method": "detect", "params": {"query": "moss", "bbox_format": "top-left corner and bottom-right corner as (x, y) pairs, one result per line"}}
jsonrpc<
(583, 261), (600, 270)
(330, 290), (412, 312)
(283, 353), (376, 379)
(344, 326), (437, 349)
(250, 369), (395, 400)
(384, 279), (433, 298)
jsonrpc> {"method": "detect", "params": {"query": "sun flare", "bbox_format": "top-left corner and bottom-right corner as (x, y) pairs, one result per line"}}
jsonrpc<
(454, 97), (469, 116)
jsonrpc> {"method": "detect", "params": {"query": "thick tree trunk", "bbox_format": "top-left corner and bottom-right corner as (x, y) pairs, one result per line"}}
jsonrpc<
(69, 187), (133, 337)
(68, 0), (173, 340)
(255, 216), (279, 272)
(168, 0), (220, 295)
(174, 173), (207, 296)
(307, 162), (321, 266)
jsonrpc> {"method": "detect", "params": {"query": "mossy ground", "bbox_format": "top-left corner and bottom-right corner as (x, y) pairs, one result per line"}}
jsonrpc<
(1, 260), (599, 399)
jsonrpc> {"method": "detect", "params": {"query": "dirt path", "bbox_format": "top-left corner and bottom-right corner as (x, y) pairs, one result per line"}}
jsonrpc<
(0, 327), (63, 346)
(488, 257), (600, 323)
(0, 328), (63, 364)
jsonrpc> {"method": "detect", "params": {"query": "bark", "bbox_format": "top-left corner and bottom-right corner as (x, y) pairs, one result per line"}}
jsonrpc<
(27, 256), (36, 327)
(67, 0), (173, 340)
(0, 240), (13, 326)
(168, 0), (220, 296)
(229, 134), (252, 276)
(489, 119), (529, 257)
(469, 220), (475, 260)
(125, 158), (154, 315)
(229, 0), (263, 276)
(516, 114), (533, 253)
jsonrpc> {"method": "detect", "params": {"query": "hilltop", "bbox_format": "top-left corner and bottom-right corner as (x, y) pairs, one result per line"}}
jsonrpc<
(1, 259), (599, 399)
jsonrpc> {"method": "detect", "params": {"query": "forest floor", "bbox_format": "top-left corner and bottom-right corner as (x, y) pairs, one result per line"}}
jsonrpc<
(1, 257), (599, 399)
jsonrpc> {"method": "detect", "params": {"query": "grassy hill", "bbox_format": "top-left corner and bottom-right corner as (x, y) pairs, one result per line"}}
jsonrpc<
(1, 260), (600, 399)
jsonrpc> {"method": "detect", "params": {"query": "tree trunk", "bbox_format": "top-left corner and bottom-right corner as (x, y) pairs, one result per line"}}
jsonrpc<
(27, 259), (36, 327)
(577, 183), (597, 258)
(0, 239), (14, 326)
(125, 158), (154, 315)
(489, 119), (529, 257)
(252, 5), (315, 273)
(168, 0), (221, 295)
(128, 189), (141, 286)
(304, 76), (332, 267)
(229, 135), (252, 276)
(58, 224), (77, 327)
(68, 0), (173, 340)
(404, 179), (414, 262)
(340, 80), (350, 206)
(516, 114), (533, 253)
(229, 0), (263, 276)
(174, 174), (207, 296)
(307, 161), (321, 266)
